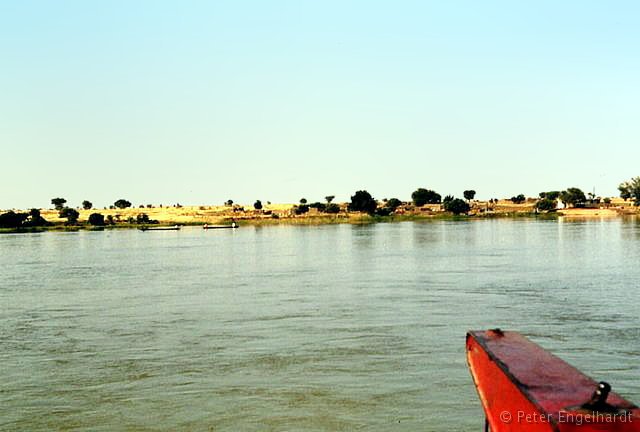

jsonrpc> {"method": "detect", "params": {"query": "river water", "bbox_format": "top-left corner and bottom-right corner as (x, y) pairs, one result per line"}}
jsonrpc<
(1, 219), (639, 431)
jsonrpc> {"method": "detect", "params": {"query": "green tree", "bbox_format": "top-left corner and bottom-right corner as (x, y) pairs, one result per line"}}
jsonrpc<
(294, 205), (309, 215)
(0, 211), (29, 228)
(536, 198), (556, 211)
(26, 209), (48, 226)
(443, 195), (454, 204)
(225, 199), (234, 206)
(114, 199), (132, 209)
(82, 200), (93, 210)
(51, 197), (67, 210)
(309, 202), (326, 211)
(88, 213), (105, 226)
(411, 188), (441, 206)
(375, 207), (393, 216)
(386, 198), (402, 211)
(463, 190), (476, 201)
(559, 188), (586, 207)
(253, 200), (263, 210)
(510, 194), (526, 204)
(59, 207), (79, 224)
(348, 190), (377, 214)
(325, 203), (340, 213)
(325, 195), (335, 203)
(619, 177), (640, 204)
(444, 198), (470, 215)
(539, 191), (560, 200)
(136, 213), (151, 224)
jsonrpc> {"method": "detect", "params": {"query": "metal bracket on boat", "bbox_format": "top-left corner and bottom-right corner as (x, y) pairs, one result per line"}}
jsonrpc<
(574, 381), (622, 413)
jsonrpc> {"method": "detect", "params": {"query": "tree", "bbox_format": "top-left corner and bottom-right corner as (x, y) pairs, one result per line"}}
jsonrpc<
(463, 190), (476, 201)
(386, 198), (402, 211)
(536, 198), (556, 211)
(82, 200), (93, 210)
(325, 203), (340, 213)
(106, 215), (115, 225)
(559, 188), (586, 207)
(539, 191), (560, 200)
(510, 194), (526, 204)
(225, 199), (234, 206)
(294, 205), (309, 215)
(26, 209), (49, 226)
(253, 200), (263, 210)
(51, 197), (67, 210)
(619, 177), (640, 205)
(444, 198), (470, 215)
(411, 188), (441, 206)
(114, 199), (132, 209)
(443, 195), (454, 203)
(88, 213), (105, 226)
(0, 211), (29, 228)
(325, 195), (335, 204)
(300, 198), (307, 204)
(136, 213), (151, 224)
(375, 207), (393, 216)
(59, 207), (79, 224)
(309, 202), (326, 211)
(348, 190), (377, 214)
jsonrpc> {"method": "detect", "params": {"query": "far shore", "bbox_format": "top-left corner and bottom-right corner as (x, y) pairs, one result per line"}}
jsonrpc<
(1, 198), (638, 234)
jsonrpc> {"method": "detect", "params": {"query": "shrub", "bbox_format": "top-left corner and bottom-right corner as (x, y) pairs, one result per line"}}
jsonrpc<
(294, 205), (309, 215)
(325, 203), (340, 214)
(0, 211), (29, 228)
(444, 198), (470, 215)
(26, 209), (49, 227)
(88, 213), (105, 226)
(309, 202), (326, 211)
(59, 207), (79, 224)
(375, 207), (393, 216)
(136, 213), (151, 224)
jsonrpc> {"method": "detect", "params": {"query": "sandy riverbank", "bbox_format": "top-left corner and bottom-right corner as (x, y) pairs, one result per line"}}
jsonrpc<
(5, 198), (637, 228)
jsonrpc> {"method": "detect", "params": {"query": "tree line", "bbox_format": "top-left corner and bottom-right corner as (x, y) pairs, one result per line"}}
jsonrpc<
(2, 177), (640, 229)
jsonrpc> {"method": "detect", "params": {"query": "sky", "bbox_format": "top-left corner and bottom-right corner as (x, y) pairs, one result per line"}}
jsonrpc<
(1, 1), (639, 209)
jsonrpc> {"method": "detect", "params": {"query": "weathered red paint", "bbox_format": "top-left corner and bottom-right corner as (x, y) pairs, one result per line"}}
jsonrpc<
(467, 330), (640, 431)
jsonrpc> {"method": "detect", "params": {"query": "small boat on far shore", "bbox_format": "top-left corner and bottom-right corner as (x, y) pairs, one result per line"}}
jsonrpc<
(139, 225), (181, 231)
(203, 223), (238, 230)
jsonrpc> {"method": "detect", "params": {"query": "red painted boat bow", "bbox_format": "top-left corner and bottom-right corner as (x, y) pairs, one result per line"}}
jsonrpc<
(466, 330), (640, 431)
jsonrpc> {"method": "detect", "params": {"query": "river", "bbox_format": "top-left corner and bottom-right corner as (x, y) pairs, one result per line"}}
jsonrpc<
(1, 219), (639, 431)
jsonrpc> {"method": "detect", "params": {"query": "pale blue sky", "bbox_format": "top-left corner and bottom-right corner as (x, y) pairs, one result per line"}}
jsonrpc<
(1, 1), (639, 209)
